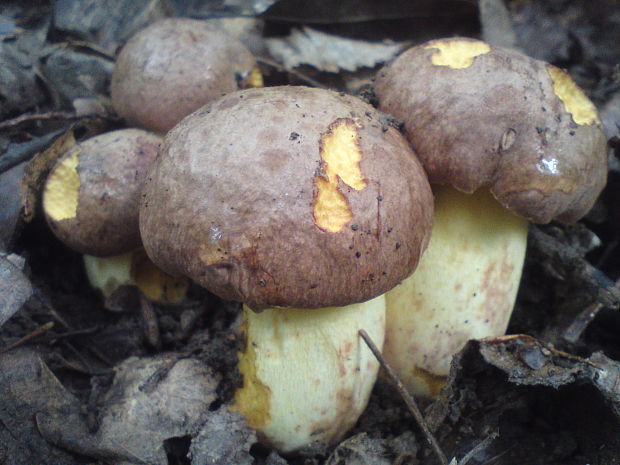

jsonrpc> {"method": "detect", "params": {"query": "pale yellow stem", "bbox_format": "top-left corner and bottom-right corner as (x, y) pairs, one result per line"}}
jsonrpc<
(233, 295), (385, 453)
(84, 249), (188, 305)
(384, 186), (528, 398)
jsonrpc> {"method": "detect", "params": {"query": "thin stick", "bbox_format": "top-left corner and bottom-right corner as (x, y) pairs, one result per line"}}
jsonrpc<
(48, 326), (100, 340)
(1, 321), (55, 353)
(256, 57), (328, 89)
(359, 329), (448, 465)
(529, 226), (620, 309)
(86, 345), (115, 367)
(459, 431), (498, 465)
(0, 111), (105, 130)
(61, 340), (94, 374)
(564, 276), (620, 343)
(140, 294), (161, 350)
(563, 301), (602, 343)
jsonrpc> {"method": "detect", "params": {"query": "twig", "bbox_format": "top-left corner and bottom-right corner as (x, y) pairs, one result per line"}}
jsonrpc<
(140, 294), (161, 349)
(563, 276), (620, 343)
(481, 445), (514, 465)
(32, 287), (72, 329)
(48, 326), (101, 341)
(359, 329), (448, 465)
(529, 226), (620, 309)
(595, 238), (618, 269)
(62, 340), (95, 374)
(563, 301), (603, 343)
(0, 111), (95, 130)
(256, 56), (328, 89)
(0, 321), (54, 353)
(33, 287), (113, 366)
(85, 345), (115, 367)
(458, 431), (499, 465)
(50, 352), (92, 375)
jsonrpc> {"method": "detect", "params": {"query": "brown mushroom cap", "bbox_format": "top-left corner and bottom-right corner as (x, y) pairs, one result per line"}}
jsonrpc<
(111, 18), (262, 134)
(375, 37), (608, 223)
(43, 129), (161, 256)
(140, 86), (433, 311)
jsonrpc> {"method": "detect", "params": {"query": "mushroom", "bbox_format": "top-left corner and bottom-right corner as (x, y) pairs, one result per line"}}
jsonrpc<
(374, 37), (608, 397)
(139, 86), (434, 452)
(111, 18), (263, 134)
(43, 128), (188, 305)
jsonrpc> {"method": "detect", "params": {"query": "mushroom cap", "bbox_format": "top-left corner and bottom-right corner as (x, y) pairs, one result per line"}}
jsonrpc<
(111, 18), (262, 134)
(43, 129), (161, 256)
(375, 37), (608, 223)
(140, 86), (433, 311)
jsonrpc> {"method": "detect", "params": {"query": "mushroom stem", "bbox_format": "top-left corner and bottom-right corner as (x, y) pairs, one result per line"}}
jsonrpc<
(384, 185), (528, 398)
(84, 250), (188, 305)
(233, 295), (385, 453)
(83, 252), (134, 298)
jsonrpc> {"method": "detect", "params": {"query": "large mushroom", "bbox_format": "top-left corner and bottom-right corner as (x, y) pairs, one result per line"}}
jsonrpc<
(374, 37), (608, 397)
(139, 86), (434, 452)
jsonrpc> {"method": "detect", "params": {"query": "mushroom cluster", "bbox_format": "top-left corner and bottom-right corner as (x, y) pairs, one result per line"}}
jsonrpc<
(139, 85), (434, 451)
(39, 23), (609, 455)
(374, 37), (608, 397)
(42, 16), (263, 305)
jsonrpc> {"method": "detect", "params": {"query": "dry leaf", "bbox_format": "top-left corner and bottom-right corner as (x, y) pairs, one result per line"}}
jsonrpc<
(52, 0), (170, 53)
(38, 354), (220, 465)
(266, 26), (405, 73)
(0, 34), (47, 118)
(0, 162), (26, 249)
(326, 433), (390, 465)
(40, 45), (114, 105)
(189, 408), (256, 465)
(426, 335), (620, 464)
(0, 348), (78, 465)
(0, 253), (32, 327)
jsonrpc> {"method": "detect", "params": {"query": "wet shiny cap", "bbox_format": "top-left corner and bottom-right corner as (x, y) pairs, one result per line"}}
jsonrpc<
(375, 37), (608, 223)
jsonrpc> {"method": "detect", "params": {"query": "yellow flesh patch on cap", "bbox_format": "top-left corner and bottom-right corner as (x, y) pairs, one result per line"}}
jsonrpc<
(313, 178), (354, 233)
(313, 119), (367, 233)
(547, 65), (600, 126)
(426, 39), (491, 69)
(43, 151), (80, 221)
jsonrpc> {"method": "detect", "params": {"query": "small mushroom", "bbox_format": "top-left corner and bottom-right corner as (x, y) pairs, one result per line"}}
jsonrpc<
(42, 129), (187, 305)
(139, 86), (434, 452)
(375, 37), (608, 397)
(111, 18), (263, 134)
